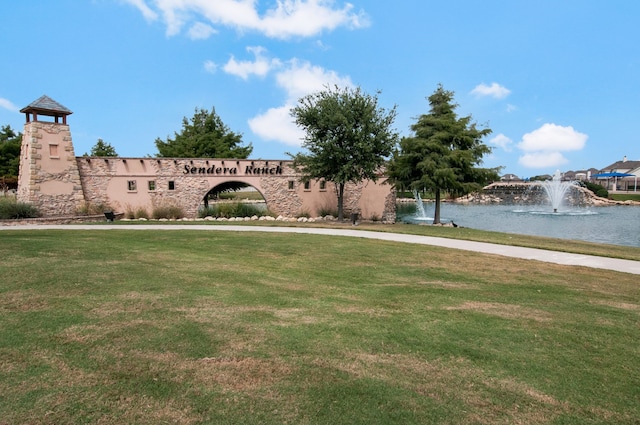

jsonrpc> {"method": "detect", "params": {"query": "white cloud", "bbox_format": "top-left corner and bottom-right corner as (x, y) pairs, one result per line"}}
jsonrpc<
(129, 0), (369, 39)
(188, 21), (217, 39)
(315, 40), (330, 51)
(122, 0), (158, 21)
(245, 58), (352, 146)
(259, 0), (369, 38)
(0, 97), (18, 112)
(470, 82), (511, 99)
(516, 123), (588, 169)
(518, 152), (568, 169)
(518, 123), (587, 152)
(223, 46), (281, 80)
(203, 60), (217, 74)
(248, 105), (305, 146)
(211, 43), (352, 146)
(506, 104), (517, 113)
(489, 134), (513, 152)
(276, 59), (352, 102)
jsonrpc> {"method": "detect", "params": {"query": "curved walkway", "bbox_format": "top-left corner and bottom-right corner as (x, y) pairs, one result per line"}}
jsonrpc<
(2, 224), (639, 275)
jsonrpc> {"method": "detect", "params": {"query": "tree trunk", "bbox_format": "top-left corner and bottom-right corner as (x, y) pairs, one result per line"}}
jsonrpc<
(337, 183), (345, 221)
(433, 188), (441, 224)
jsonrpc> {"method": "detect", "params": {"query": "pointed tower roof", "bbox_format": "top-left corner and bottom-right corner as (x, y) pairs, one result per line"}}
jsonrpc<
(20, 95), (72, 115)
(20, 95), (72, 124)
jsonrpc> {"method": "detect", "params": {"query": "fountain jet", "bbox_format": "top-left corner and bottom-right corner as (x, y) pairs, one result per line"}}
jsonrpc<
(536, 170), (579, 212)
(413, 190), (428, 219)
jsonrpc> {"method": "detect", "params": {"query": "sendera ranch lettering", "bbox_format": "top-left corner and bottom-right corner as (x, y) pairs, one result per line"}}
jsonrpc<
(183, 164), (238, 175)
(244, 165), (283, 175)
(182, 164), (283, 175)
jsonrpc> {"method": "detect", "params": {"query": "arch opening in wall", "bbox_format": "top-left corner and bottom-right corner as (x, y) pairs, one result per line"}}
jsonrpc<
(198, 181), (269, 219)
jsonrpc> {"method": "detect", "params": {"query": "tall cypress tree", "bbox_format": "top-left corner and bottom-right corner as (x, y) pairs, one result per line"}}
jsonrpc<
(387, 85), (500, 224)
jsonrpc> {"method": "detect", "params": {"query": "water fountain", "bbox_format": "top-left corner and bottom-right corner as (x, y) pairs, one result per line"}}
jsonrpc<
(534, 170), (580, 213)
(413, 190), (429, 220)
(397, 171), (638, 246)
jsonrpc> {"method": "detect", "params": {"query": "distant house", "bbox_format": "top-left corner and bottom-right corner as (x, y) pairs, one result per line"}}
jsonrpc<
(567, 168), (598, 181)
(500, 173), (522, 182)
(586, 168), (599, 180)
(594, 156), (640, 192)
(599, 157), (640, 174)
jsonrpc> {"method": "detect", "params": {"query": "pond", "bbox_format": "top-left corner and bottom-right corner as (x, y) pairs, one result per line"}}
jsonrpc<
(397, 202), (640, 247)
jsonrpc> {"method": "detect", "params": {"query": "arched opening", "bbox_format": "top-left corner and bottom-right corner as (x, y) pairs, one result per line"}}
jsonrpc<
(198, 181), (269, 219)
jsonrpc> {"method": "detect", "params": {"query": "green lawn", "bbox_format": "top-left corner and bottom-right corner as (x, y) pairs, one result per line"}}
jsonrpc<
(609, 193), (640, 202)
(1, 229), (639, 424)
(93, 220), (640, 261)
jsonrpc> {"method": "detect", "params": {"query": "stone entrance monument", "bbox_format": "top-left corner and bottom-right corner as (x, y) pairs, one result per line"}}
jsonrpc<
(17, 95), (396, 221)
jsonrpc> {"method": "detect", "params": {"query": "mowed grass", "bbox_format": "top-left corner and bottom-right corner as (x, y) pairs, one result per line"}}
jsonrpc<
(94, 220), (640, 261)
(1, 229), (639, 424)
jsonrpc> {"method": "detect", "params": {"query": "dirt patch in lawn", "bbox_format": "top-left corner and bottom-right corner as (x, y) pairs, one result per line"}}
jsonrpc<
(445, 301), (553, 322)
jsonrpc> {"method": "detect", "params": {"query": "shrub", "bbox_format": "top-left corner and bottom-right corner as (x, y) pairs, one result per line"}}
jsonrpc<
(198, 206), (217, 218)
(77, 201), (112, 216)
(0, 198), (40, 219)
(135, 207), (150, 219)
(318, 205), (339, 217)
(123, 204), (149, 219)
(198, 202), (267, 218)
(76, 203), (90, 216)
(123, 204), (138, 219)
(584, 182), (608, 198)
(124, 206), (135, 219)
(152, 204), (185, 220)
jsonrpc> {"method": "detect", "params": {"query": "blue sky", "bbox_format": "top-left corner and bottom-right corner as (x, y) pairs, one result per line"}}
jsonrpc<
(1, 0), (638, 178)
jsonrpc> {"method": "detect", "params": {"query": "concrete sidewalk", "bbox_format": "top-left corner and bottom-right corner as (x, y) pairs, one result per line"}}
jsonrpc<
(2, 224), (639, 275)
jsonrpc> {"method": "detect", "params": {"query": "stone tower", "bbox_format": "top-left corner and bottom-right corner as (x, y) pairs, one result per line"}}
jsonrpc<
(17, 95), (85, 216)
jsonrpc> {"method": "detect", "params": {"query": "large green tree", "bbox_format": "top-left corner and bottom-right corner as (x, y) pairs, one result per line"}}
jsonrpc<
(155, 107), (252, 158)
(387, 85), (500, 224)
(0, 125), (22, 189)
(290, 85), (399, 220)
(85, 139), (118, 157)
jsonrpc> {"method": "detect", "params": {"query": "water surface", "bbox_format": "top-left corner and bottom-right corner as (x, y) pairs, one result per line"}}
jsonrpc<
(397, 202), (640, 247)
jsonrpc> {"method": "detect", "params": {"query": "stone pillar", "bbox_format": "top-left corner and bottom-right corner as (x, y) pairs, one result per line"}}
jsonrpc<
(17, 121), (85, 216)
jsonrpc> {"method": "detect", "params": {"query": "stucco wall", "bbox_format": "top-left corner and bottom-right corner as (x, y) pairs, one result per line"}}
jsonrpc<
(76, 158), (395, 220)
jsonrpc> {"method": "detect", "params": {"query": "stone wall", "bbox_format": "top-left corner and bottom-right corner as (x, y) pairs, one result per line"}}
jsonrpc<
(260, 172), (303, 217)
(17, 122), (85, 216)
(382, 189), (397, 223)
(15, 106), (395, 221)
(76, 158), (394, 220)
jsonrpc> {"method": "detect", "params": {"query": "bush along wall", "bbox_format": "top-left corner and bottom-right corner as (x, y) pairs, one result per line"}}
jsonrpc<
(0, 198), (40, 219)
